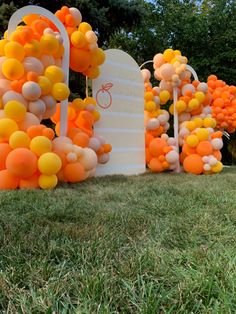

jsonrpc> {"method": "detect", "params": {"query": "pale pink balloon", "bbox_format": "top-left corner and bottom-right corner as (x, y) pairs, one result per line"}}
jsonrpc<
(2, 90), (28, 107)
(69, 7), (82, 26)
(98, 153), (110, 164)
(52, 136), (72, 151)
(153, 53), (164, 68)
(88, 137), (101, 152)
(79, 148), (97, 170)
(141, 69), (151, 82)
(160, 64), (175, 81)
(29, 99), (46, 116)
(166, 150), (179, 164)
(159, 80), (172, 92)
(0, 79), (11, 96)
(18, 112), (40, 131)
(41, 95), (57, 110)
(23, 57), (44, 75)
(40, 54), (55, 68)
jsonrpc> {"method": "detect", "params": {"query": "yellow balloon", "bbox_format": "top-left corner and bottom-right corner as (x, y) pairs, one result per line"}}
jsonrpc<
(193, 117), (203, 128)
(78, 22), (92, 34)
(71, 31), (86, 48)
(211, 161), (223, 173)
(185, 121), (196, 131)
(72, 98), (86, 110)
(38, 76), (52, 95)
(40, 34), (59, 55)
(84, 97), (96, 106)
(194, 91), (206, 103)
(52, 83), (70, 101)
(38, 152), (62, 175)
(92, 110), (100, 121)
(9, 131), (31, 149)
(196, 128), (209, 141)
(4, 100), (26, 122)
(145, 101), (156, 112)
(4, 42), (25, 61)
(144, 92), (154, 101)
(0, 39), (7, 56)
(186, 134), (199, 147)
(30, 136), (52, 156)
(176, 100), (187, 113)
(90, 48), (105, 67)
(44, 65), (64, 84)
(159, 90), (171, 104)
(169, 103), (174, 115)
(0, 118), (19, 139)
(38, 174), (58, 189)
(188, 98), (200, 110)
(203, 117), (216, 128)
(2, 58), (24, 80)
(24, 40), (41, 57)
(85, 67), (100, 79)
(163, 48), (175, 62)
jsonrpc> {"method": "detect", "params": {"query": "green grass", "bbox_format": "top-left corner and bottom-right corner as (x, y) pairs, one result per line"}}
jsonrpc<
(1, 168), (236, 313)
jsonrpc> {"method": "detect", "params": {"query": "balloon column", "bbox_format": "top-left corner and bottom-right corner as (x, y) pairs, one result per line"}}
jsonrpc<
(0, 6), (111, 190)
(142, 48), (224, 175)
(141, 68), (179, 172)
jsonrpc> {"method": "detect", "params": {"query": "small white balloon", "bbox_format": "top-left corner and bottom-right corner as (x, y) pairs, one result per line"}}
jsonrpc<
(211, 138), (223, 150)
(204, 163), (211, 171)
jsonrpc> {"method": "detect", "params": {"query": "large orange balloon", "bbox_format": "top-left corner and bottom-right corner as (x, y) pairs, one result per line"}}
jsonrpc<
(0, 143), (12, 170)
(196, 141), (213, 156)
(73, 132), (89, 147)
(149, 157), (164, 172)
(6, 148), (38, 179)
(149, 138), (167, 157)
(19, 173), (39, 189)
(70, 47), (90, 72)
(183, 154), (204, 175)
(0, 170), (19, 190)
(63, 162), (85, 182)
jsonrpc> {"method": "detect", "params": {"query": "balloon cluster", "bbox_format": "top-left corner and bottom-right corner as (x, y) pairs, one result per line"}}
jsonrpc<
(141, 48), (225, 175)
(51, 96), (112, 165)
(208, 75), (236, 133)
(141, 68), (179, 172)
(55, 6), (105, 78)
(179, 119), (223, 174)
(153, 48), (189, 88)
(0, 6), (111, 190)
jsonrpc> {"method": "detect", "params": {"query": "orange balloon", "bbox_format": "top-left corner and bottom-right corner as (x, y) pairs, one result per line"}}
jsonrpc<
(149, 157), (164, 173)
(145, 133), (154, 147)
(73, 132), (89, 147)
(212, 150), (222, 161)
(6, 148), (38, 179)
(70, 47), (90, 72)
(145, 148), (152, 163)
(183, 154), (204, 175)
(0, 143), (12, 170)
(74, 111), (94, 136)
(182, 143), (196, 156)
(67, 127), (81, 140)
(0, 170), (19, 190)
(52, 150), (67, 169)
(27, 125), (45, 138)
(149, 138), (167, 157)
(19, 173), (39, 189)
(63, 162), (85, 182)
(196, 141), (213, 156)
(103, 143), (112, 153)
(42, 128), (55, 140)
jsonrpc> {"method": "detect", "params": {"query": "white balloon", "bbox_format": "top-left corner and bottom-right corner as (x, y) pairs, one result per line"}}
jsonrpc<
(29, 99), (46, 116)
(197, 82), (208, 93)
(23, 57), (44, 75)
(166, 150), (179, 163)
(98, 153), (110, 164)
(204, 163), (211, 171)
(41, 95), (57, 110)
(211, 138), (223, 150)
(202, 156), (209, 163)
(209, 157), (218, 166)
(2, 91), (28, 107)
(88, 137), (101, 152)
(147, 118), (160, 130)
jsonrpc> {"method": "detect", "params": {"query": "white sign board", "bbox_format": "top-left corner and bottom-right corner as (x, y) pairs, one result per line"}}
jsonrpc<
(93, 49), (145, 175)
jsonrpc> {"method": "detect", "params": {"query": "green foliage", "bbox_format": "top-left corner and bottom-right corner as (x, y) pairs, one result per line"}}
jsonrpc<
(1, 169), (236, 312)
(110, 0), (236, 84)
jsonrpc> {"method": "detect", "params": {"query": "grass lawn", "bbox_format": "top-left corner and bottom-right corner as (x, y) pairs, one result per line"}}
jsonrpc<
(1, 168), (236, 313)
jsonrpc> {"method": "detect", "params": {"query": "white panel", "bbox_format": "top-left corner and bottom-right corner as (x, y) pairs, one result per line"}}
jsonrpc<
(93, 49), (145, 176)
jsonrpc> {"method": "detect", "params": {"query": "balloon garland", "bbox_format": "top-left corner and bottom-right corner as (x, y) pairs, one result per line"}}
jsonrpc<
(141, 48), (226, 175)
(0, 6), (111, 190)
